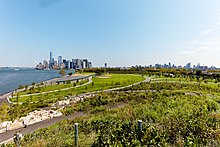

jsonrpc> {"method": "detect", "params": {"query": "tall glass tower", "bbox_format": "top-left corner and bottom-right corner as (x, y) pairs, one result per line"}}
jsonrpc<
(58, 56), (62, 68)
(49, 51), (53, 68)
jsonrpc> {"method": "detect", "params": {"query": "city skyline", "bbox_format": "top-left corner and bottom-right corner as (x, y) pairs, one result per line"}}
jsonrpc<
(36, 51), (92, 70)
(1, 1), (220, 67)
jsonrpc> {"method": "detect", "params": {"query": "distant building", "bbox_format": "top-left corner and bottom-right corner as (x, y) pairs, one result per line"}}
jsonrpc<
(36, 62), (44, 70)
(168, 62), (171, 68)
(88, 62), (92, 68)
(105, 63), (107, 68)
(67, 60), (71, 69)
(185, 62), (191, 69)
(72, 59), (77, 69)
(60, 63), (66, 69)
(49, 51), (53, 69)
(58, 56), (62, 68)
(83, 59), (88, 68)
(82, 60), (86, 69)
(43, 60), (49, 69)
(76, 59), (82, 69)
(36, 51), (93, 70)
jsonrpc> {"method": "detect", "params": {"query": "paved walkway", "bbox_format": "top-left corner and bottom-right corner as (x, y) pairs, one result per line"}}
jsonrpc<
(0, 112), (84, 144)
(19, 77), (92, 97)
(0, 77), (92, 105)
(0, 93), (11, 105)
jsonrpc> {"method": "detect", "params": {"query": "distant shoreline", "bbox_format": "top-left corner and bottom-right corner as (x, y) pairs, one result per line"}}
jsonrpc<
(0, 76), (60, 105)
(0, 69), (61, 95)
(0, 73), (92, 102)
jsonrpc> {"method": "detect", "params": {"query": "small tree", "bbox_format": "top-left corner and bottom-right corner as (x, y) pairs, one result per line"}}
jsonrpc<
(25, 85), (29, 91)
(0, 103), (9, 121)
(59, 69), (66, 77)
(68, 72), (73, 76)
(16, 92), (20, 103)
(19, 85), (24, 90)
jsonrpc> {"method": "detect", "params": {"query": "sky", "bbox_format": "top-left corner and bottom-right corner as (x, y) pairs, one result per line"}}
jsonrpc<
(1, 0), (220, 67)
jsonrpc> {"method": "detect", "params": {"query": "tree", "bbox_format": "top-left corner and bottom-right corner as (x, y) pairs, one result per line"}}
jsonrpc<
(19, 85), (24, 90)
(196, 70), (202, 77)
(59, 69), (66, 77)
(16, 92), (20, 103)
(68, 72), (73, 76)
(25, 85), (29, 91)
(0, 103), (9, 121)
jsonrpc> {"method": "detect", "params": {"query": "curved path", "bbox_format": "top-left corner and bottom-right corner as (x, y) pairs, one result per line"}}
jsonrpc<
(0, 112), (84, 144)
(0, 77), (92, 105)
(0, 76), (150, 144)
(19, 76), (92, 97)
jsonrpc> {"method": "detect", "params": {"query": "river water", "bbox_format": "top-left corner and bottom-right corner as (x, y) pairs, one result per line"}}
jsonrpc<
(0, 68), (60, 95)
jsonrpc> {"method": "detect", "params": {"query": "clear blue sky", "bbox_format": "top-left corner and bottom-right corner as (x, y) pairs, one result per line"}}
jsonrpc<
(1, 0), (220, 67)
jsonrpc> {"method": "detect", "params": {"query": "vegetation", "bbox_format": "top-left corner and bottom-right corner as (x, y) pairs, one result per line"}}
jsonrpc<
(1, 74), (143, 122)
(59, 69), (66, 77)
(4, 69), (220, 146)
(16, 79), (90, 96)
(10, 74), (144, 103)
(4, 77), (220, 146)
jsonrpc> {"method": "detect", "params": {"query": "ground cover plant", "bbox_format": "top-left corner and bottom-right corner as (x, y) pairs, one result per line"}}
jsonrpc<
(9, 74), (144, 103)
(5, 79), (220, 147)
(1, 74), (144, 121)
(17, 79), (89, 96)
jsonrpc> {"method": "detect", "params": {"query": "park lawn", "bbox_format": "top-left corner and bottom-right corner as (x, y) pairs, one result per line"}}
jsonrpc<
(18, 79), (89, 96)
(73, 74), (144, 94)
(153, 77), (218, 85)
(10, 74), (145, 103)
(152, 77), (188, 82)
(16, 73), (95, 96)
(20, 86), (220, 146)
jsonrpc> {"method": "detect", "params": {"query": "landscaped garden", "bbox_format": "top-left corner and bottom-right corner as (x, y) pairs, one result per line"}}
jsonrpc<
(6, 76), (220, 146)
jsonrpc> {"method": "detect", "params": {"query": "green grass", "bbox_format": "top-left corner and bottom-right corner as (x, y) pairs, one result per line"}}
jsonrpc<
(10, 74), (145, 103)
(18, 88), (220, 146)
(5, 75), (220, 146)
(152, 76), (217, 84)
(17, 79), (89, 96)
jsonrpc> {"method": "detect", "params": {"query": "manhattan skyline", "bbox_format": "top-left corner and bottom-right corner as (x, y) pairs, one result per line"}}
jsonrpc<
(1, 1), (220, 67)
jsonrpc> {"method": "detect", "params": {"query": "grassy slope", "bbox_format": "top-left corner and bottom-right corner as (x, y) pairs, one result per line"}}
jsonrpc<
(17, 80), (220, 146)
(10, 74), (144, 103)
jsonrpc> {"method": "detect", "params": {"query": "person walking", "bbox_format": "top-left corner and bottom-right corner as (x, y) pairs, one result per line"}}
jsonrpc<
(22, 119), (27, 128)
(6, 122), (10, 132)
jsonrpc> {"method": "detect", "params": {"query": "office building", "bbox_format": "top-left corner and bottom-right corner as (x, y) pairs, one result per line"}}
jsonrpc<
(36, 51), (93, 70)
(58, 56), (62, 68)
(186, 62), (191, 69)
(49, 51), (53, 68)
(43, 60), (49, 69)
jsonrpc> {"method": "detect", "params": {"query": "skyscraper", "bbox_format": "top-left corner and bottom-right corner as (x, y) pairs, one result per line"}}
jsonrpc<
(186, 62), (191, 69)
(58, 56), (62, 68)
(49, 51), (53, 68)
(83, 59), (88, 68)
(43, 60), (49, 69)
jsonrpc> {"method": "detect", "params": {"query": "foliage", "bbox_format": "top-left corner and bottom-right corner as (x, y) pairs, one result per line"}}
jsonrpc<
(59, 69), (66, 77)
(19, 80), (220, 146)
(7, 72), (220, 146)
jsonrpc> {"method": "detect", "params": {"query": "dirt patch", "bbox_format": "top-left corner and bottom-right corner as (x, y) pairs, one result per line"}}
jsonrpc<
(71, 74), (85, 77)
(98, 76), (112, 79)
(105, 102), (127, 110)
